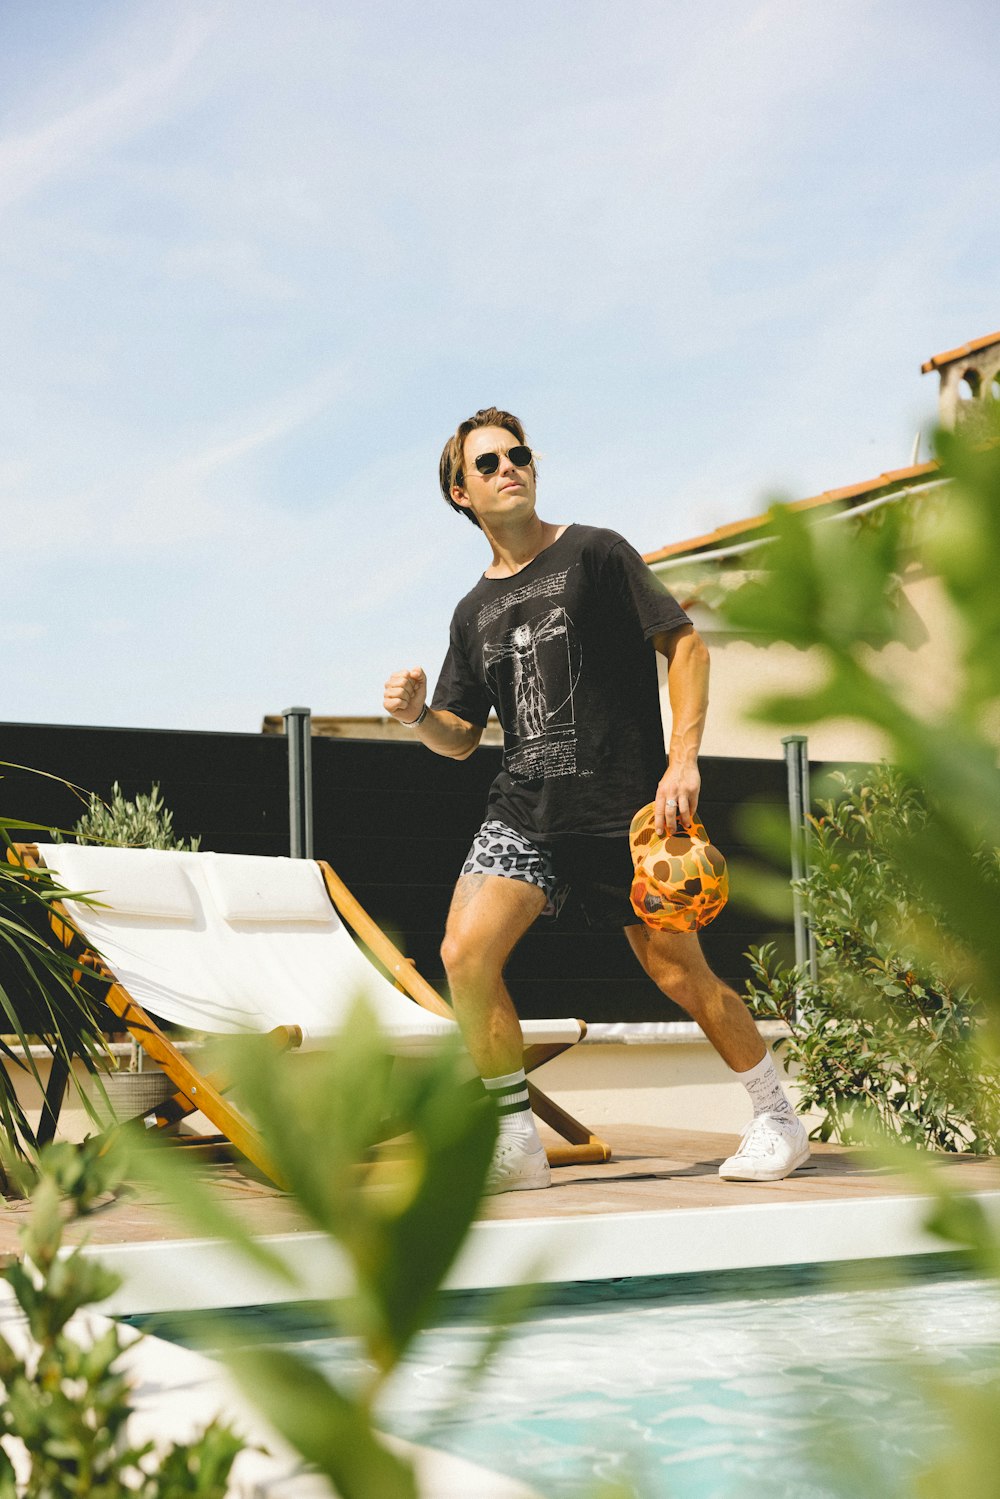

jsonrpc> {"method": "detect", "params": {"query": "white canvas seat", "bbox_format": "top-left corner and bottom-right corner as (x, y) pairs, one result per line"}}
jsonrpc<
(21, 843), (610, 1182)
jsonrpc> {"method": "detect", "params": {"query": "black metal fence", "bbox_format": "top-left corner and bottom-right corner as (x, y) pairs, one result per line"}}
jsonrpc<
(1, 722), (795, 1023)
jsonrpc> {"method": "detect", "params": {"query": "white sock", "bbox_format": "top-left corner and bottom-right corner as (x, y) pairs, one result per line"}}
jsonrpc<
(483, 1068), (542, 1148)
(735, 1051), (796, 1121)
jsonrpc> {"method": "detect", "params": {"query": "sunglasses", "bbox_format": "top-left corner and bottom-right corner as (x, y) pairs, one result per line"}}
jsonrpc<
(471, 444), (533, 477)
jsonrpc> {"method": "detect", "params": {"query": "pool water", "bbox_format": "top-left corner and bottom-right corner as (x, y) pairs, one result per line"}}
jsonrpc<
(148, 1257), (1000, 1499)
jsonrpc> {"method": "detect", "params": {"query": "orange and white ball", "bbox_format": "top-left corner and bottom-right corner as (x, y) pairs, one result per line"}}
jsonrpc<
(628, 803), (729, 933)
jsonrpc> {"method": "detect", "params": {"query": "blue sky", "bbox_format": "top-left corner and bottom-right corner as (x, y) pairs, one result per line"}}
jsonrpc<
(3, 0), (998, 732)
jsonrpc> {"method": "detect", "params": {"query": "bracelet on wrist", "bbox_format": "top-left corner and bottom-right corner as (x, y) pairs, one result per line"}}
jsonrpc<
(402, 703), (429, 727)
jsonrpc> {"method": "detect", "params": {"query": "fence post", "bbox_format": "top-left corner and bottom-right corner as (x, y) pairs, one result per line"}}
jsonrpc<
(283, 706), (314, 859)
(782, 733), (817, 981)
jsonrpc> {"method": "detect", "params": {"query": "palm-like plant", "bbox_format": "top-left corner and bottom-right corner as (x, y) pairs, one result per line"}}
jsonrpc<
(0, 819), (112, 1180)
(0, 769), (204, 1184)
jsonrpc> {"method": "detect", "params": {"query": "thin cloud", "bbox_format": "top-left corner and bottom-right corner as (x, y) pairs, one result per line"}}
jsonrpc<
(0, 8), (220, 213)
(162, 239), (299, 302)
(4, 366), (349, 558)
(115, 365), (353, 548)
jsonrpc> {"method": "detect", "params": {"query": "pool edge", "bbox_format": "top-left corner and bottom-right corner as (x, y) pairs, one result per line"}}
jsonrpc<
(85, 1188), (1000, 1316)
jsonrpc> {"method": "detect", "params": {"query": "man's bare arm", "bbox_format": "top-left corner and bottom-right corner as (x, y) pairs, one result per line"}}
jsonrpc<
(383, 667), (483, 760)
(651, 625), (710, 834)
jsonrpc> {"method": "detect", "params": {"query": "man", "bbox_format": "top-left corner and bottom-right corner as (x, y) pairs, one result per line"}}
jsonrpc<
(383, 407), (809, 1194)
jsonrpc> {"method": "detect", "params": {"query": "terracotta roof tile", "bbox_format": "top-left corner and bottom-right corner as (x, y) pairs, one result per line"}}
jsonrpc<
(643, 458), (940, 565)
(921, 330), (1000, 374)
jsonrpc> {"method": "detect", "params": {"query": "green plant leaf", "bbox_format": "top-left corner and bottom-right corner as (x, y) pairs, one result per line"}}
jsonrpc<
(125, 1130), (300, 1290)
(364, 1043), (497, 1368)
(209, 1000), (497, 1371)
(227, 1345), (419, 1499)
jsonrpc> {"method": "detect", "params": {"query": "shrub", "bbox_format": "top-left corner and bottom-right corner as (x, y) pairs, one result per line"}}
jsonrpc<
(66, 783), (200, 851)
(745, 764), (1000, 1152)
(0, 1138), (242, 1496)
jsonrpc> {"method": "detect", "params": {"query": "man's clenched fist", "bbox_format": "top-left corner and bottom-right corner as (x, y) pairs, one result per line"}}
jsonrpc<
(383, 666), (427, 725)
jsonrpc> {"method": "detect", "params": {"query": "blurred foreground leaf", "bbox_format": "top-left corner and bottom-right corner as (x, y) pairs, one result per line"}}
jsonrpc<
(724, 416), (1000, 1496)
(133, 997), (499, 1499)
(211, 996), (497, 1371)
(227, 1347), (418, 1499)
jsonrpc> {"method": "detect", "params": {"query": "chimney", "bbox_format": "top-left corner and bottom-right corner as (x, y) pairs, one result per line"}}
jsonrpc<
(922, 330), (1000, 429)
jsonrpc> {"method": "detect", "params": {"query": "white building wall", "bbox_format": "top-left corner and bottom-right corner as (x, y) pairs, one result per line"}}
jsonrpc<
(656, 561), (964, 763)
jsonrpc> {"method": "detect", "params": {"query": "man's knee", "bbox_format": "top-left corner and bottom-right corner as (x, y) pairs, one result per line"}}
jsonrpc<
(442, 874), (544, 987)
(441, 926), (501, 988)
(440, 929), (473, 982)
(629, 929), (717, 1010)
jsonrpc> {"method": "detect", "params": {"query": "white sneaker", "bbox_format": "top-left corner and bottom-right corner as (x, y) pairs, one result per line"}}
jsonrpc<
(718, 1111), (810, 1182)
(484, 1135), (551, 1195)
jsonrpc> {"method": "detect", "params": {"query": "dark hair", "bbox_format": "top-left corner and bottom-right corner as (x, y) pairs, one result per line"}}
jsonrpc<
(438, 407), (535, 529)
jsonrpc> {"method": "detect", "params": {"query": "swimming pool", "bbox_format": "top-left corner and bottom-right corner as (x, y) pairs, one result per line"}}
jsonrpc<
(148, 1256), (1000, 1499)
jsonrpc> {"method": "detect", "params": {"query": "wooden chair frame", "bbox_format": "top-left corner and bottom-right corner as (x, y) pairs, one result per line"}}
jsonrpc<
(13, 845), (612, 1187)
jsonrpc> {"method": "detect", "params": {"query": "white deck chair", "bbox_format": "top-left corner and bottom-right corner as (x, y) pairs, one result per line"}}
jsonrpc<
(16, 843), (611, 1185)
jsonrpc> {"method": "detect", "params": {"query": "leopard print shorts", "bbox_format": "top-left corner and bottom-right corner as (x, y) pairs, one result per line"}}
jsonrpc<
(460, 819), (568, 918)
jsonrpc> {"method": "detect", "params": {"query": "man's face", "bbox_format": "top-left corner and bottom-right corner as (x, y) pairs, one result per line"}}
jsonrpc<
(452, 424), (537, 527)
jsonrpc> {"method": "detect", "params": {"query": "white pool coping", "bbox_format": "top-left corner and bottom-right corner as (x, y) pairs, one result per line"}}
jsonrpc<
(0, 1294), (541, 1499)
(88, 1187), (1000, 1318)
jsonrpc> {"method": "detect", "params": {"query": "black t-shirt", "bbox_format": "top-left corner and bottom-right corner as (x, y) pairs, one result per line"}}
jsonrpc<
(431, 524), (692, 843)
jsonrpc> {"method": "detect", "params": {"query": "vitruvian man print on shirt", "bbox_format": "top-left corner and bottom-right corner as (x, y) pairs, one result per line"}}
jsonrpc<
(480, 568), (582, 780)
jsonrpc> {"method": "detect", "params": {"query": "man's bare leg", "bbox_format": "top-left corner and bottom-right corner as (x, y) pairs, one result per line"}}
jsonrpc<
(626, 925), (809, 1181)
(625, 925), (766, 1071)
(441, 873), (550, 1193)
(440, 873), (546, 1076)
